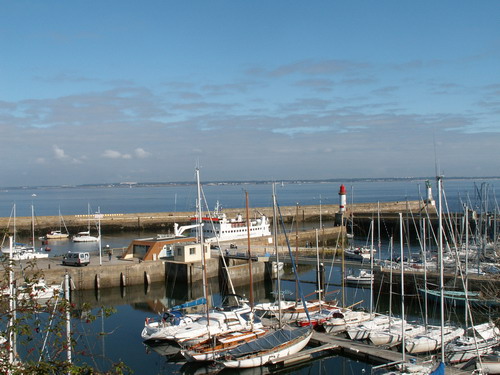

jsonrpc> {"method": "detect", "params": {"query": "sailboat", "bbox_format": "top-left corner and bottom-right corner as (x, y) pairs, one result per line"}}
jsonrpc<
(45, 208), (70, 239)
(445, 321), (500, 364)
(73, 204), (99, 242)
(368, 214), (425, 347)
(216, 184), (313, 369)
(141, 298), (206, 342)
(1, 204), (49, 260)
(181, 192), (271, 362)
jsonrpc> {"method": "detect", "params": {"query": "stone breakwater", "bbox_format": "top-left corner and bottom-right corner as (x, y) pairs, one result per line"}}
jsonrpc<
(0, 200), (427, 236)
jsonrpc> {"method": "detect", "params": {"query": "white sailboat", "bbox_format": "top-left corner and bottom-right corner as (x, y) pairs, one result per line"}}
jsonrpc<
(369, 215), (425, 347)
(216, 185), (313, 369)
(46, 208), (70, 239)
(445, 321), (500, 364)
(73, 204), (99, 242)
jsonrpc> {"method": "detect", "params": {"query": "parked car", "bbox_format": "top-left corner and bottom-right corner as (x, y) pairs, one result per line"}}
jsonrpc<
(62, 252), (90, 267)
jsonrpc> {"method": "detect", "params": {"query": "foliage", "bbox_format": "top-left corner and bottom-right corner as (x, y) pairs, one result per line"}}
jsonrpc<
(0, 255), (132, 374)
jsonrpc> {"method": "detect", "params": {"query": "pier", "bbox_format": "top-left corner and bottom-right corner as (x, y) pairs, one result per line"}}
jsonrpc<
(1, 200), (427, 235)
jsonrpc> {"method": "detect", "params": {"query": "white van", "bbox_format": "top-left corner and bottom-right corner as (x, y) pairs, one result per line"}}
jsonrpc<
(62, 252), (90, 267)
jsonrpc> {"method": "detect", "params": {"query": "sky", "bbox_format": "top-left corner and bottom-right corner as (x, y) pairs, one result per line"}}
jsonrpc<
(1, 1), (499, 187)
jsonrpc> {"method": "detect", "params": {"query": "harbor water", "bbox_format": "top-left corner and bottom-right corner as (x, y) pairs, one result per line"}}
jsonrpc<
(2, 178), (499, 374)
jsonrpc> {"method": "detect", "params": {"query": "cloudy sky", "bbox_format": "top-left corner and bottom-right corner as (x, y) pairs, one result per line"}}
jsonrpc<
(1, 1), (499, 187)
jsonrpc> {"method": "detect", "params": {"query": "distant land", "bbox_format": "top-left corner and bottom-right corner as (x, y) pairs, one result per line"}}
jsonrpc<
(2, 176), (500, 191)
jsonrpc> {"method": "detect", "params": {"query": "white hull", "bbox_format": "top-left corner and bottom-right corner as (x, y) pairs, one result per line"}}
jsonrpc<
(323, 310), (372, 334)
(446, 322), (500, 363)
(405, 326), (464, 354)
(181, 328), (268, 362)
(190, 211), (271, 243)
(173, 305), (259, 345)
(73, 235), (99, 242)
(221, 328), (313, 368)
(346, 315), (398, 341)
(369, 324), (426, 346)
(46, 233), (69, 239)
(477, 353), (500, 374)
(141, 314), (201, 341)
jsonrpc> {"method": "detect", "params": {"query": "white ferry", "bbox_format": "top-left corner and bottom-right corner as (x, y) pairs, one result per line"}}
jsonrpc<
(188, 204), (271, 243)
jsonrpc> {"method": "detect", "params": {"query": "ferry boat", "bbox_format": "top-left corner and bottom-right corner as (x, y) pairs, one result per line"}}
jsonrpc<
(188, 203), (271, 243)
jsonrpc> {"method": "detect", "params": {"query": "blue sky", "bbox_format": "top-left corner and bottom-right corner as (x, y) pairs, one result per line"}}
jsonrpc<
(1, 1), (499, 186)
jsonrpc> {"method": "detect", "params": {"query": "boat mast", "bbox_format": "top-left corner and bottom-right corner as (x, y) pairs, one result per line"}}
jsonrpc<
(295, 203), (299, 305)
(272, 183), (282, 328)
(369, 219), (374, 316)
(245, 192), (254, 311)
(315, 229), (322, 306)
(422, 217), (428, 330)
(437, 175), (445, 364)
(31, 204), (35, 249)
(399, 213), (406, 363)
(389, 236), (393, 322)
(464, 206), (469, 326)
(341, 212), (345, 308)
(196, 168), (209, 320)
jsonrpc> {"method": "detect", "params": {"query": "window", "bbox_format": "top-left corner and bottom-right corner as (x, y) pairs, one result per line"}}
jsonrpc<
(189, 247), (196, 255)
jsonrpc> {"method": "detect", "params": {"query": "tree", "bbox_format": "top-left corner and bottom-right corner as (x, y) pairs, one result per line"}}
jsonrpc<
(0, 254), (131, 374)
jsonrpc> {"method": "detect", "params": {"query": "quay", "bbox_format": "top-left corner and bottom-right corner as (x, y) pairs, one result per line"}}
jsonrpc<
(307, 332), (469, 375)
(1, 200), (427, 236)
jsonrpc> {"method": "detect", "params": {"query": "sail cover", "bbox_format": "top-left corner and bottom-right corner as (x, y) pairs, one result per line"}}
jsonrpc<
(225, 327), (311, 358)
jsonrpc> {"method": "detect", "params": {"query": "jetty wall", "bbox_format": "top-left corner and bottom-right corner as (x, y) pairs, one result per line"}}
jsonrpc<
(1, 200), (427, 236)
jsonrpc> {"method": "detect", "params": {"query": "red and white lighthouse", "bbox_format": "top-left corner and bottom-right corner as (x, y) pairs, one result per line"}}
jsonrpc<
(338, 184), (347, 213)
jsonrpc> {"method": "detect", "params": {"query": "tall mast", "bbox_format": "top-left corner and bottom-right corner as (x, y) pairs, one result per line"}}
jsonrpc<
(422, 218), (428, 330)
(245, 192), (254, 310)
(196, 168), (209, 320)
(272, 183), (282, 328)
(399, 213), (406, 363)
(295, 203), (299, 304)
(369, 219), (374, 315)
(437, 175), (445, 363)
(315, 229), (322, 305)
(31, 204), (35, 249)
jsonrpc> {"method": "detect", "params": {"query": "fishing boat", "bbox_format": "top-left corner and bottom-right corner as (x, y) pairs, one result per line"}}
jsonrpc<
(216, 326), (313, 368)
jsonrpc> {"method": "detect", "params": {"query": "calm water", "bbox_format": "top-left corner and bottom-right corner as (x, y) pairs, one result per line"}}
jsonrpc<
(5, 178), (499, 374)
(1, 178), (498, 218)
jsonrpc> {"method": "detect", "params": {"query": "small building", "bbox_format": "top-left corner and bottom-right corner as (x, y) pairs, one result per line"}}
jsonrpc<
(173, 242), (210, 263)
(122, 235), (197, 261)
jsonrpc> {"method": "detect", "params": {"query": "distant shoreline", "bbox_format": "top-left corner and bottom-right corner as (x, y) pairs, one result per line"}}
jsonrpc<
(2, 176), (499, 191)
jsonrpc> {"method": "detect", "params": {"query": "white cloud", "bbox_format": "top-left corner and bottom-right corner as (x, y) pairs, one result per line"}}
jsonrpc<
(134, 148), (151, 158)
(53, 145), (67, 160)
(52, 145), (82, 164)
(102, 150), (132, 159)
